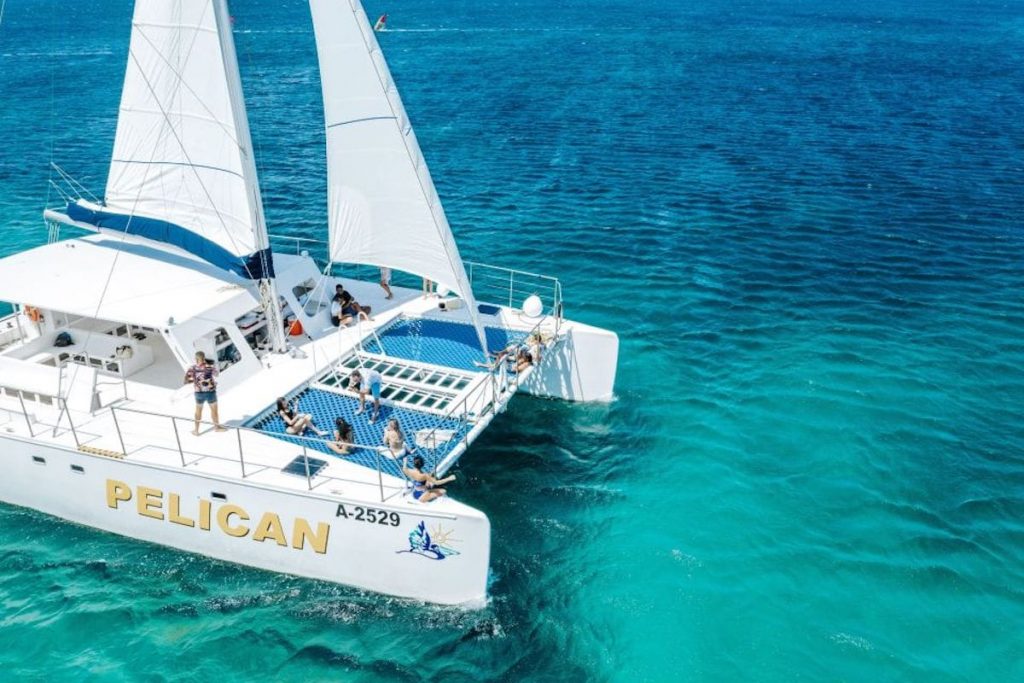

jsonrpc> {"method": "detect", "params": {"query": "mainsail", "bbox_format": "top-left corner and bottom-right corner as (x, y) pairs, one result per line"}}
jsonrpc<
(66, 0), (286, 350)
(67, 0), (273, 282)
(309, 0), (489, 354)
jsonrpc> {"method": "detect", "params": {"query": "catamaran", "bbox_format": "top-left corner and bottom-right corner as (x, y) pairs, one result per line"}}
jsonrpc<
(0, 0), (617, 605)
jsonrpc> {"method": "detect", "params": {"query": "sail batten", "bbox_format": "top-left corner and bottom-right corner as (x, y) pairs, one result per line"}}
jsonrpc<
(311, 0), (489, 354)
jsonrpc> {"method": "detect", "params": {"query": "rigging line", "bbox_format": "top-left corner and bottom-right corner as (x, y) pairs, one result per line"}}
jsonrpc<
(52, 163), (100, 204)
(61, 63), (191, 401)
(60, 3), (215, 398)
(43, 21), (56, 225)
(132, 21), (243, 149)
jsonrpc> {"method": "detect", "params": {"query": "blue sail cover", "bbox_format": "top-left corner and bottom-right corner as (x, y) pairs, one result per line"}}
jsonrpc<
(66, 201), (274, 280)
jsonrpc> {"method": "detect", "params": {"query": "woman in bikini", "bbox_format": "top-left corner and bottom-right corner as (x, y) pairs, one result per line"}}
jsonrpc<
(276, 397), (327, 436)
(327, 416), (354, 455)
(382, 418), (414, 459)
(401, 455), (456, 503)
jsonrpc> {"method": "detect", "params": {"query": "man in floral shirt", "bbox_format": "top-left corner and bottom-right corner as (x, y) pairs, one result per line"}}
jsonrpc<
(184, 351), (226, 435)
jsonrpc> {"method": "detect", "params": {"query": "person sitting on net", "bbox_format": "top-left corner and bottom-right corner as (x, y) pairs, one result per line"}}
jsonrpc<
(382, 418), (415, 459)
(327, 416), (354, 455)
(401, 455), (456, 503)
(348, 369), (382, 423)
(276, 397), (327, 436)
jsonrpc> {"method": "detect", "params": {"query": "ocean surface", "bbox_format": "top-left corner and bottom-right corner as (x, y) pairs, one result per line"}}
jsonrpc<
(2, 0), (1024, 680)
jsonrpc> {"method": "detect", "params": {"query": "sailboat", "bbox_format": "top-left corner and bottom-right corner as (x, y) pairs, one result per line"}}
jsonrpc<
(0, 0), (618, 605)
(373, 12), (387, 32)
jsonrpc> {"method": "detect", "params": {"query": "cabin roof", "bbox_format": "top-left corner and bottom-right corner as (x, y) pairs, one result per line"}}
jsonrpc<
(0, 234), (259, 328)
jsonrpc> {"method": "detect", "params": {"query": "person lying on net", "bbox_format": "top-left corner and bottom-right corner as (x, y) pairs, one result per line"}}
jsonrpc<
(474, 341), (535, 373)
(401, 455), (456, 503)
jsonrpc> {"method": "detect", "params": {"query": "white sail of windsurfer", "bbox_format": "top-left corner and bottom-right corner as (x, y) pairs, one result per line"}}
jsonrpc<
(310, 0), (489, 355)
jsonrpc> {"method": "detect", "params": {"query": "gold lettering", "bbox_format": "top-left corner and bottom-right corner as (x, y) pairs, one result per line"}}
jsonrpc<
(292, 518), (330, 554)
(217, 504), (249, 537)
(137, 486), (164, 520)
(168, 494), (195, 527)
(106, 479), (132, 509)
(199, 499), (212, 530)
(252, 512), (288, 547)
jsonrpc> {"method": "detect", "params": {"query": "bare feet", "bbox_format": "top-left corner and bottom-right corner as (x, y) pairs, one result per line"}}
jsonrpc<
(191, 430), (200, 436)
(214, 425), (228, 432)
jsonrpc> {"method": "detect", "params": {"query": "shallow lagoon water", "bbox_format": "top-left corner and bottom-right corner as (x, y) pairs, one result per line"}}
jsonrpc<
(1, 0), (1023, 680)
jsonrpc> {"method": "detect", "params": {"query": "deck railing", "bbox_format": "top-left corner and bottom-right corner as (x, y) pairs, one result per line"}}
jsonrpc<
(108, 405), (412, 503)
(267, 233), (565, 324)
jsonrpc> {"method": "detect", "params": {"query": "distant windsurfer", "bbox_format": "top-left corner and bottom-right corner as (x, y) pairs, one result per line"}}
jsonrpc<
(374, 13), (387, 32)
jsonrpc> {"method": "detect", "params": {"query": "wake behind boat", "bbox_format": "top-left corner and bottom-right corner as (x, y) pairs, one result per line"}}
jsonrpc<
(0, 0), (617, 605)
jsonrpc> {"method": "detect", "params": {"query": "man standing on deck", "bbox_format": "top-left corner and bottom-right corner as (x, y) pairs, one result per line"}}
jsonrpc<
(348, 368), (382, 424)
(185, 351), (226, 435)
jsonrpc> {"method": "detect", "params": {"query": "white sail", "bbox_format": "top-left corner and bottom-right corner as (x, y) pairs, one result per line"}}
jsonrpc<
(310, 0), (489, 353)
(69, 0), (273, 281)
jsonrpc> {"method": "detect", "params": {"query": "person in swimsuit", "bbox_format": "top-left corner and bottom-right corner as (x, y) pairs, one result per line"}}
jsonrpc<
(379, 267), (393, 299)
(276, 397), (327, 436)
(327, 416), (354, 455)
(184, 351), (226, 435)
(514, 346), (533, 373)
(348, 369), (382, 423)
(382, 418), (414, 459)
(401, 455), (456, 503)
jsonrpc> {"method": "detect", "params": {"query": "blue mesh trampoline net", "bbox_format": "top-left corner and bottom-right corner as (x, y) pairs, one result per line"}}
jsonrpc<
(363, 316), (528, 371)
(248, 388), (470, 478)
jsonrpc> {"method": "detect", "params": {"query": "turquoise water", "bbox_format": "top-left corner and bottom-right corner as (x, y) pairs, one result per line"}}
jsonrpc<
(2, 0), (1024, 680)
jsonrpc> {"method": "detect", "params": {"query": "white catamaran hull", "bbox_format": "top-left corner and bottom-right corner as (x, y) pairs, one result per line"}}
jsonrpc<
(0, 433), (490, 605)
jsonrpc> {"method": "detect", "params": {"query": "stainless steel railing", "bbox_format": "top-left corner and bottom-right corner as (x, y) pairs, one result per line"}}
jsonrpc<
(266, 233), (565, 323)
(109, 405), (409, 503)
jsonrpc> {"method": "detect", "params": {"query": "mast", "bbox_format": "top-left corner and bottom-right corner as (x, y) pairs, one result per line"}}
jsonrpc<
(213, 0), (286, 353)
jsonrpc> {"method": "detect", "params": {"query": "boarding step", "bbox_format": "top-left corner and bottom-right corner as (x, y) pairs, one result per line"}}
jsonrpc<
(314, 352), (484, 416)
(79, 444), (125, 459)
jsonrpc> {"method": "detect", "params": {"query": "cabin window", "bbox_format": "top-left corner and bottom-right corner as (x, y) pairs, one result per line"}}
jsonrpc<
(206, 327), (242, 371)
(32, 456), (45, 465)
(211, 492), (227, 501)
(70, 464), (85, 474)
(235, 312), (269, 353)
